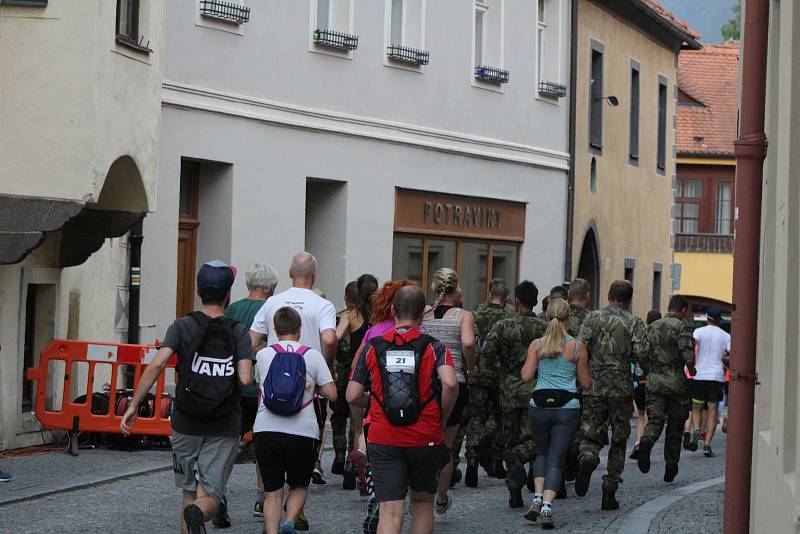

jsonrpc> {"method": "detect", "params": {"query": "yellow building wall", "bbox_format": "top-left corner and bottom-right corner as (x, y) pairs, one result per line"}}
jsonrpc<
(674, 252), (733, 304)
(572, 0), (677, 315)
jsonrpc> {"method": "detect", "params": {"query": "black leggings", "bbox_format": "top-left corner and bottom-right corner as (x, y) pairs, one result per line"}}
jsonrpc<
(529, 407), (580, 492)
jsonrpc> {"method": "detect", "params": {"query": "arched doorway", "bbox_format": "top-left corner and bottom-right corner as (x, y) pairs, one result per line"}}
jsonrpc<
(577, 227), (600, 309)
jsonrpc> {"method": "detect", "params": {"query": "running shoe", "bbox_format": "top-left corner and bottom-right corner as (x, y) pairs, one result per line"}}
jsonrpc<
(312, 460), (326, 485)
(294, 511), (309, 531)
(722, 417), (728, 434)
(523, 500), (542, 522)
(349, 449), (368, 493)
(253, 500), (263, 517)
(434, 491), (453, 520)
(0, 471), (12, 482)
(362, 499), (379, 534)
(211, 498), (231, 528)
(343, 461), (357, 490)
(539, 507), (554, 529)
(703, 444), (715, 458)
(279, 522), (297, 534)
(688, 430), (700, 452)
(183, 504), (207, 534)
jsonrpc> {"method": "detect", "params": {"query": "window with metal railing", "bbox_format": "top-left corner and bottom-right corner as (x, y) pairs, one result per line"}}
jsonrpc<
(475, 65), (510, 84)
(313, 28), (359, 50)
(116, 0), (151, 54)
(200, 0), (250, 24)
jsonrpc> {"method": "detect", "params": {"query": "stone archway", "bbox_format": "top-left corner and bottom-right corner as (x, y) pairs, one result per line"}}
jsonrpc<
(577, 226), (601, 310)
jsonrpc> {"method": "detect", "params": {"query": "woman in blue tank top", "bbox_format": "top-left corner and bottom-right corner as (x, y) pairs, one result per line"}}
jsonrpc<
(520, 298), (592, 529)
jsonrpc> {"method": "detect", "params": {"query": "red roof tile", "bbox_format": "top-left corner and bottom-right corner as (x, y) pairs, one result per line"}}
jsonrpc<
(640, 0), (701, 42)
(677, 44), (740, 157)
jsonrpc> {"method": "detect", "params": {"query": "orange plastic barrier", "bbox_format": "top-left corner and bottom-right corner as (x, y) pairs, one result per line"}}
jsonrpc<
(25, 339), (177, 448)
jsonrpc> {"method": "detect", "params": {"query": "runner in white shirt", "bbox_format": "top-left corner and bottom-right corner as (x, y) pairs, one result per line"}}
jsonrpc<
(689, 308), (731, 457)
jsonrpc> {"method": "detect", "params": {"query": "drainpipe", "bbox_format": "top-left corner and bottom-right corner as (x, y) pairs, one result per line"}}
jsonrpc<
(127, 218), (144, 346)
(564, 0), (578, 283)
(723, 0), (769, 532)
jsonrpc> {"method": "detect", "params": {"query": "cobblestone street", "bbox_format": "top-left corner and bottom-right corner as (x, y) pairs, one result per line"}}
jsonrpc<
(0, 430), (725, 533)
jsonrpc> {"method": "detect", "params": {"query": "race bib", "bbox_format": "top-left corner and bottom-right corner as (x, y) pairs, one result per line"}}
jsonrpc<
(385, 350), (416, 374)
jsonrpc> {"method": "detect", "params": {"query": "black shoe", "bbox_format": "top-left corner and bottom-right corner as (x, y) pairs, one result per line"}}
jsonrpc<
(637, 439), (653, 474)
(556, 478), (567, 499)
(449, 468), (462, 488)
(312, 461), (326, 485)
(601, 489), (619, 510)
(564, 446), (579, 482)
(362, 500), (379, 534)
(664, 463), (679, 483)
(465, 461), (479, 488)
(526, 462), (535, 492)
(211, 498), (231, 528)
(493, 460), (506, 479)
(343, 462), (357, 490)
(629, 444), (639, 460)
(183, 504), (207, 534)
(703, 445), (715, 458)
(509, 487), (524, 509)
(331, 450), (346, 475)
(682, 431), (691, 450)
(503, 450), (528, 488)
(574, 457), (595, 497)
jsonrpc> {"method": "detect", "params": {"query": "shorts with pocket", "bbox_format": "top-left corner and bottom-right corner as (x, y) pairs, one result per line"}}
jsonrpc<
(446, 382), (470, 427)
(367, 443), (451, 502)
(691, 380), (724, 404)
(171, 431), (239, 502)
(254, 432), (319, 492)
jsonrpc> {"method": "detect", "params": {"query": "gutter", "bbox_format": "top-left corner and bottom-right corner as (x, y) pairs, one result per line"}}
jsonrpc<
(564, 0), (579, 283)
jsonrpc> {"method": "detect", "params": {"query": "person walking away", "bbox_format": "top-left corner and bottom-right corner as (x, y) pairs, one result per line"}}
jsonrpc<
(540, 286), (568, 320)
(465, 278), (512, 487)
(347, 286), (458, 534)
(563, 278), (592, 480)
(332, 281), (359, 479)
(421, 268), (476, 519)
(630, 310), (661, 461)
(520, 298), (592, 528)
(121, 261), (253, 534)
(636, 296), (696, 482)
(483, 281), (546, 509)
(575, 280), (649, 511)
(250, 252), (337, 531)
(688, 308), (730, 457)
(254, 307), (336, 534)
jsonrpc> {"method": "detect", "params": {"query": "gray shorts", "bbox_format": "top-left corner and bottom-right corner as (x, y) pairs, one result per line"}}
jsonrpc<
(171, 431), (238, 502)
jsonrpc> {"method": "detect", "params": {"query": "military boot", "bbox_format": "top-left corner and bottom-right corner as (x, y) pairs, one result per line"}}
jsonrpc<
(601, 488), (619, 510)
(331, 449), (346, 475)
(342, 461), (357, 490)
(526, 462), (535, 492)
(503, 450), (528, 488)
(637, 438), (653, 474)
(508, 487), (524, 509)
(574, 456), (596, 497)
(664, 463), (679, 483)
(465, 458), (479, 488)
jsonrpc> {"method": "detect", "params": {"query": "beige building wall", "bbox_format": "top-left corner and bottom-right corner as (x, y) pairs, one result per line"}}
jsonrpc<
(750, 1), (800, 530)
(572, 0), (677, 315)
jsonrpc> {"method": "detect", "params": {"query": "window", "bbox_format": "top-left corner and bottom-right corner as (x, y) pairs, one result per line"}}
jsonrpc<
(317, 0), (331, 29)
(657, 76), (668, 172)
(385, 0), (429, 66)
(624, 258), (635, 287)
(474, 4), (486, 67)
(652, 264), (663, 311)
(116, 0), (151, 53)
(590, 157), (597, 193)
(630, 60), (640, 162)
(390, 0), (404, 44)
(715, 181), (733, 234)
(312, 0), (357, 52)
(676, 179), (702, 233)
(537, 0), (545, 82)
(473, 0), (506, 85)
(589, 41), (604, 150)
(536, 0), (565, 98)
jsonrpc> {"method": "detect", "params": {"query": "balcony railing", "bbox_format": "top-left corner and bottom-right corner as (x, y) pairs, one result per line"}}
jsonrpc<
(674, 233), (734, 253)
(387, 44), (430, 65)
(200, 0), (250, 24)
(538, 80), (567, 98)
(474, 65), (510, 84)
(313, 28), (359, 51)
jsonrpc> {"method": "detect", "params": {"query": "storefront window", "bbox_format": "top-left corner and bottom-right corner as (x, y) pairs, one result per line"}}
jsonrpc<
(426, 239), (457, 303)
(460, 242), (489, 310)
(391, 236), (423, 285)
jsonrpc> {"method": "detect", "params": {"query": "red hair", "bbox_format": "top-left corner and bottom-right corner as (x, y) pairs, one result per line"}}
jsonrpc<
(370, 280), (417, 324)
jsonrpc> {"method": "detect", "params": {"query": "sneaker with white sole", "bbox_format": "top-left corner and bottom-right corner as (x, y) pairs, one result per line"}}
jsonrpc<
(0, 471), (12, 482)
(434, 491), (453, 520)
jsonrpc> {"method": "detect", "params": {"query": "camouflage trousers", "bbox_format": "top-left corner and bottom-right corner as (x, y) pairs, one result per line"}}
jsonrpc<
(643, 393), (690, 466)
(464, 385), (500, 466)
(330, 377), (354, 455)
(579, 395), (632, 492)
(501, 406), (536, 490)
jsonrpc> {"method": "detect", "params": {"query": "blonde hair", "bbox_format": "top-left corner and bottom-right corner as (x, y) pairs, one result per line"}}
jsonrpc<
(539, 298), (570, 358)
(431, 268), (459, 306)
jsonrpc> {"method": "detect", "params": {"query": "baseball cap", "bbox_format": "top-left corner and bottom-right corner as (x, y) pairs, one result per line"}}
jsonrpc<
(197, 260), (237, 298)
(707, 308), (722, 321)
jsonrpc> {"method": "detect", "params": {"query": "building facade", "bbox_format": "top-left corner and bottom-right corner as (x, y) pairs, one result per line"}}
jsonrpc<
(0, 0), (166, 450)
(674, 44), (739, 324)
(140, 0), (573, 336)
(569, 0), (699, 314)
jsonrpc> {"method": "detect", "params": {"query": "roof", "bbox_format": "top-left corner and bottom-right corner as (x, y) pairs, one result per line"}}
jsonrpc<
(677, 43), (740, 157)
(638, 0), (702, 48)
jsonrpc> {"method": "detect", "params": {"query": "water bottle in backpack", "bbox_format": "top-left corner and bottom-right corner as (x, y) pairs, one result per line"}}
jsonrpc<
(262, 343), (313, 416)
(373, 334), (437, 426)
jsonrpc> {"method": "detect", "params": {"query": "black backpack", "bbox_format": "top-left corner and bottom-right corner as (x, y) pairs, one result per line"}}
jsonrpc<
(173, 312), (239, 419)
(372, 333), (438, 427)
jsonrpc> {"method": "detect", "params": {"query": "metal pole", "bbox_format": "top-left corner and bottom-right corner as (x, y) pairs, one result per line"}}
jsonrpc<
(564, 0), (579, 283)
(723, 0), (769, 531)
(127, 218), (144, 346)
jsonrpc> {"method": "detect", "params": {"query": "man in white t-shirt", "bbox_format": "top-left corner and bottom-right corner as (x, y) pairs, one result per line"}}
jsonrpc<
(689, 308), (731, 457)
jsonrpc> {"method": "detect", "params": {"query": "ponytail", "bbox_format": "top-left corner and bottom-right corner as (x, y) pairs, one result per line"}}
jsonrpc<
(539, 298), (570, 358)
(356, 274), (378, 325)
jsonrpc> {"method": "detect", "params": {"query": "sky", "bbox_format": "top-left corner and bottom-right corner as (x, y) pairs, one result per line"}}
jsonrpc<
(659, 0), (738, 44)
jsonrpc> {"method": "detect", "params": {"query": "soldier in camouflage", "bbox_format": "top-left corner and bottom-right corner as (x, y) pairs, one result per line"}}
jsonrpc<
(463, 278), (512, 487)
(484, 280), (546, 508)
(637, 295), (696, 482)
(540, 285), (569, 320)
(575, 280), (649, 511)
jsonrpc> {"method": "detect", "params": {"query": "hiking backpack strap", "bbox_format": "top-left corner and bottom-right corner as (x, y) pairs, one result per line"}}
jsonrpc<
(408, 334), (438, 410)
(370, 338), (392, 409)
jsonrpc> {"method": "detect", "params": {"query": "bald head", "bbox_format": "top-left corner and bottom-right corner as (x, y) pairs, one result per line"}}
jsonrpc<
(392, 285), (426, 323)
(290, 252), (317, 287)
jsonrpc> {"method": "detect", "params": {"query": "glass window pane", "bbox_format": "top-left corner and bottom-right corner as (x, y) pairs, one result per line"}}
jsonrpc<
(391, 0), (404, 44)
(683, 203), (699, 218)
(317, 0), (330, 29)
(716, 182), (732, 234)
(681, 218), (699, 234)
(538, 0), (545, 23)
(537, 28), (544, 81)
(475, 10), (484, 66)
(460, 242), (489, 311)
(392, 236), (423, 286)
(426, 240), (457, 304)
(681, 179), (703, 198)
(492, 244), (519, 299)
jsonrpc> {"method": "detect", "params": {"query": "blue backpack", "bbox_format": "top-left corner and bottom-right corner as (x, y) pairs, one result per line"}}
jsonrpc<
(262, 343), (312, 416)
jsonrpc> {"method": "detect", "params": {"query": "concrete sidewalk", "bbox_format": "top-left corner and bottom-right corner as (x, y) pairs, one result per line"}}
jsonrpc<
(648, 480), (725, 533)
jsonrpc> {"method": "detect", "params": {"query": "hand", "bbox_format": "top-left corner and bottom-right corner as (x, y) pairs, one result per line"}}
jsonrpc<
(120, 404), (138, 436)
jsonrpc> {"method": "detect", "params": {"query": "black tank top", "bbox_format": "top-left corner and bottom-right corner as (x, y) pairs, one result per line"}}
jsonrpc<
(348, 320), (370, 361)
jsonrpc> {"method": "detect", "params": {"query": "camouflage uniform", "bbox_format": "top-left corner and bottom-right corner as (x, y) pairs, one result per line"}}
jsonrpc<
(640, 313), (695, 465)
(565, 303), (591, 473)
(567, 304), (590, 337)
(330, 325), (354, 455)
(578, 304), (649, 492)
(485, 311), (547, 490)
(463, 302), (511, 468)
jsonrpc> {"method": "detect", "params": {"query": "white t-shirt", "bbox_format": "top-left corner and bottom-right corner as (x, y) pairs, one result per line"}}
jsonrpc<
(253, 341), (334, 439)
(693, 325), (731, 382)
(250, 287), (336, 352)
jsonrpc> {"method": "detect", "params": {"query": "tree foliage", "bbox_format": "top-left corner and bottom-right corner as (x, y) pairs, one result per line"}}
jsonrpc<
(721, 0), (741, 42)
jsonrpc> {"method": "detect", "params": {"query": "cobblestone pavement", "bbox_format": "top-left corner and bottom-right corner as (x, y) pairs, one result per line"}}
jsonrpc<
(0, 430), (725, 533)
